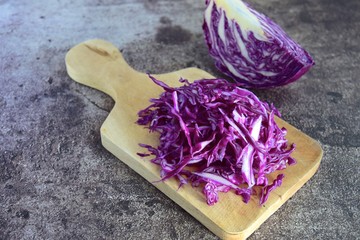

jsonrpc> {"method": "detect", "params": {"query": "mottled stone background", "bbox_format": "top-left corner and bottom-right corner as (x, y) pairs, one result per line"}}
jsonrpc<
(0, 0), (359, 239)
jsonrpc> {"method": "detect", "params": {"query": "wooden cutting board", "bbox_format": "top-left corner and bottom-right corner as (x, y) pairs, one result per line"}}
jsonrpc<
(65, 39), (323, 240)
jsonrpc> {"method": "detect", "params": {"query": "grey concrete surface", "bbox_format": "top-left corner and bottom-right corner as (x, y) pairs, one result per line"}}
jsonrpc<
(0, 0), (359, 239)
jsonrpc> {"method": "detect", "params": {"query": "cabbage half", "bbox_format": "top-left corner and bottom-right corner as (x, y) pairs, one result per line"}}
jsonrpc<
(203, 0), (315, 88)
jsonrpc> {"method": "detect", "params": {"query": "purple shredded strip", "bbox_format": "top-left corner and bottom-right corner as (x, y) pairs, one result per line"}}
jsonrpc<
(137, 76), (296, 205)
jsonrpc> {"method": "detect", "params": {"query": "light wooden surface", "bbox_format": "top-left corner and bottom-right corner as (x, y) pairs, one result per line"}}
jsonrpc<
(65, 39), (323, 240)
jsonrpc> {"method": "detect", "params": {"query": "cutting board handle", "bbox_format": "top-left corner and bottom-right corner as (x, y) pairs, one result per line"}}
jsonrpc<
(65, 39), (139, 100)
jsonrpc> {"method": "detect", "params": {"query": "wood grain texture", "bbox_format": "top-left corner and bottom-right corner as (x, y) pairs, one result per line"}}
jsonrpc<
(65, 39), (323, 240)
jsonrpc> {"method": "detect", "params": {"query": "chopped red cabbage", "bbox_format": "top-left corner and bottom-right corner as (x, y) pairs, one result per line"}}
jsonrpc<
(137, 75), (296, 205)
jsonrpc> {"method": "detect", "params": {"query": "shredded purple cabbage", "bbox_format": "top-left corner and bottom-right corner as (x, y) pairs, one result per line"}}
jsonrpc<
(203, 0), (315, 88)
(137, 75), (296, 205)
